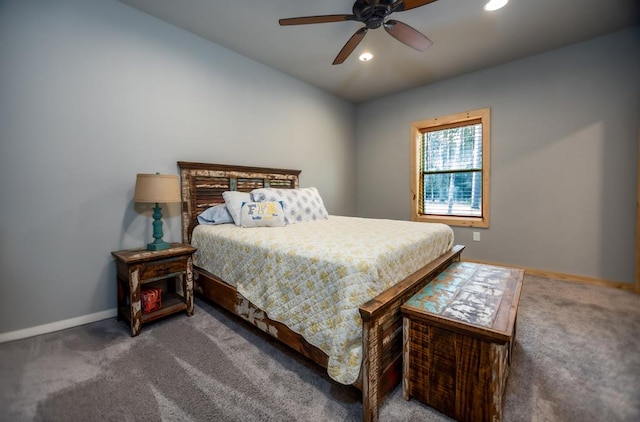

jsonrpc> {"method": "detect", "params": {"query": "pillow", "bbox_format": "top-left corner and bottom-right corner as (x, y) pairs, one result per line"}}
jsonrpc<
(222, 191), (252, 226)
(196, 204), (233, 225)
(251, 187), (329, 225)
(239, 201), (286, 228)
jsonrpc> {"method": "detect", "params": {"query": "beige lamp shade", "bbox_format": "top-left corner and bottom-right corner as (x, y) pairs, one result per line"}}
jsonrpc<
(134, 174), (181, 204)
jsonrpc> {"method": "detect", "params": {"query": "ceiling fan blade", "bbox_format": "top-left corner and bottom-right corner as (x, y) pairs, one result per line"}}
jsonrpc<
(391, 0), (438, 12)
(384, 20), (433, 51)
(332, 27), (368, 65)
(279, 15), (355, 26)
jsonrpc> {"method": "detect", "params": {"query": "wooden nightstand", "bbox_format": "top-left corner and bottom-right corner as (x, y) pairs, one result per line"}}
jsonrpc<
(111, 243), (197, 336)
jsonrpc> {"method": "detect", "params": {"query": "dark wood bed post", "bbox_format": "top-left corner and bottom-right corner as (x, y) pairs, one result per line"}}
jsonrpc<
(359, 245), (464, 422)
(177, 161), (464, 422)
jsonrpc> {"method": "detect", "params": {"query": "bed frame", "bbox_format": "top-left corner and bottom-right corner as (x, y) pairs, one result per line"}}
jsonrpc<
(177, 161), (464, 422)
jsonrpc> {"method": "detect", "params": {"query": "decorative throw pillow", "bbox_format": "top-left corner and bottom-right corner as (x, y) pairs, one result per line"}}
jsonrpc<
(222, 191), (252, 226)
(196, 204), (234, 225)
(240, 201), (286, 228)
(251, 187), (329, 225)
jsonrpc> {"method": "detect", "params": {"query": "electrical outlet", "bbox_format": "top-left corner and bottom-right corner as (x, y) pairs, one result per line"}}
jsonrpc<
(473, 232), (481, 242)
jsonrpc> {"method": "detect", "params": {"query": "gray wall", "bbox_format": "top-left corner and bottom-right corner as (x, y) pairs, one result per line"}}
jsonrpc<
(0, 0), (356, 334)
(1, 0), (637, 337)
(355, 27), (640, 284)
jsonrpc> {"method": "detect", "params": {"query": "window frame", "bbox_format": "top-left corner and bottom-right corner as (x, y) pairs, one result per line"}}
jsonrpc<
(410, 108), (491, 228)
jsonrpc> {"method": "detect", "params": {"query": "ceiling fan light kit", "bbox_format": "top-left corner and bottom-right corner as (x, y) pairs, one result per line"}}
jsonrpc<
(279, 0), (438, 65)
(484, 0), (509, 12)
(359, 51), (374, 61)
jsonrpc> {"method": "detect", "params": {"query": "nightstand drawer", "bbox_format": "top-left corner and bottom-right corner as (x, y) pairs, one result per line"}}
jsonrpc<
(138, 256), (187, 282)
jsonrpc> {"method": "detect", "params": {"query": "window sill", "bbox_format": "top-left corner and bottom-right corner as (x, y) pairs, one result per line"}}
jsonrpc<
(413, 214), (489, 228)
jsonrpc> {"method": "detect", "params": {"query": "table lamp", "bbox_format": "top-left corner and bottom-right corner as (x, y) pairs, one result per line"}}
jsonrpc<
(134, 173), (181, 251)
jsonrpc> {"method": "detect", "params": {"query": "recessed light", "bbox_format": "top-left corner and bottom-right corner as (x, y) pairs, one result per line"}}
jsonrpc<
(484, 0), (508, 11)
(359, 52), (373, 62)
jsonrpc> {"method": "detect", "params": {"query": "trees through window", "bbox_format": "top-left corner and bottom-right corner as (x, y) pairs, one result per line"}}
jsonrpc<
(411, 108), (490, 227)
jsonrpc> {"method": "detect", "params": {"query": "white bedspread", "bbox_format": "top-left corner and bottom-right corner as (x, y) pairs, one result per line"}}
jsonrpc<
(191, 215), (454, 384)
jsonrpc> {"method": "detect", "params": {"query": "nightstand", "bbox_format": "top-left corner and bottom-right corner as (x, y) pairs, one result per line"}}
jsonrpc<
(111, 243), (197, 336)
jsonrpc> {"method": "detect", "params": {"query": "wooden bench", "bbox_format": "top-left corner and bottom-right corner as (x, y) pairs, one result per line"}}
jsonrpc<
(401, 262), (524, 422)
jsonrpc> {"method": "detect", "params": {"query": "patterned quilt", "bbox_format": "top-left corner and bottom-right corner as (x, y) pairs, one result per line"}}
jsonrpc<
(191, 215), (454, 385)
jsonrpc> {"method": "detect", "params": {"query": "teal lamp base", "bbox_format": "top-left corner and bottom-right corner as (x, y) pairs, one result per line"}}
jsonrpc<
(147, 241), (171, 251)
(146, 203), (171, 251)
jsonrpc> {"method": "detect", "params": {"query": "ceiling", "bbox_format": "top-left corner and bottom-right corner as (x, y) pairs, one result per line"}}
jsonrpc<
(119, 0), (639, 103)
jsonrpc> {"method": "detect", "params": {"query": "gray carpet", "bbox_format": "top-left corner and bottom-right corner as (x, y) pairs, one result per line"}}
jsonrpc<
(1, 275), (639, 421)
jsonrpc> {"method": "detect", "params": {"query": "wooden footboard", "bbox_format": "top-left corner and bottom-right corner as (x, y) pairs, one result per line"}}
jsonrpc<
(359, 244), (464, 422)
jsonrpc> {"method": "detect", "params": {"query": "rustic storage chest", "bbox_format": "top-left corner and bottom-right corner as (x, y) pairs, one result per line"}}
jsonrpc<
(401, 262), (524, 422)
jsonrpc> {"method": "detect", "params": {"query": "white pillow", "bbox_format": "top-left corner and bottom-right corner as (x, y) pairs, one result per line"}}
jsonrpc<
(222, 191), (252, 226)
(197, 204), (234, 225)
(251, 187), (329, 225)
(240, 201), (286, 228)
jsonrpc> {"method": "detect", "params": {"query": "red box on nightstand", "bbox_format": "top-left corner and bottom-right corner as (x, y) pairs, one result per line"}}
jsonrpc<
(141, 287), (162, 314)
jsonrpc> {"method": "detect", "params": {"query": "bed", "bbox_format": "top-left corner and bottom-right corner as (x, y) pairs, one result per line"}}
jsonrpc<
(178, 161), (464, 422)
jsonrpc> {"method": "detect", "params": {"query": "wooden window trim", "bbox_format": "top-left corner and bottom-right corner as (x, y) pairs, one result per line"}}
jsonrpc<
(410, 108), (491, 228)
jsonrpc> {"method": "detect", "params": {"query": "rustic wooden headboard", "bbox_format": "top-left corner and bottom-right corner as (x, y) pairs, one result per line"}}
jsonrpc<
(177, 161), (301, 243)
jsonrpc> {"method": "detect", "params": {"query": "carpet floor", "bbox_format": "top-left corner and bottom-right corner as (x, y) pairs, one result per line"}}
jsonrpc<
(1, 274), (639, 421)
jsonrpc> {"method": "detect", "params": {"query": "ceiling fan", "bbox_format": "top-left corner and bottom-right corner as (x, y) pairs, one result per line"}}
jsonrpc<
(279, 0), (437, 65)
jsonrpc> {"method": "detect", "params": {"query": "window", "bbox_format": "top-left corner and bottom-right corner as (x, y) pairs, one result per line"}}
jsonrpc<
(411, 108), (490, 227)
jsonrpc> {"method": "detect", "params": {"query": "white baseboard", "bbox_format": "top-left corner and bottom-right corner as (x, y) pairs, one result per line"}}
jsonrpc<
(0, 309), (118, 344)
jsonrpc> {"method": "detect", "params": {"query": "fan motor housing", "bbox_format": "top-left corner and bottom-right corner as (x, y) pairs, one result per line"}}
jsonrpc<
(353, 0), (395, 28)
